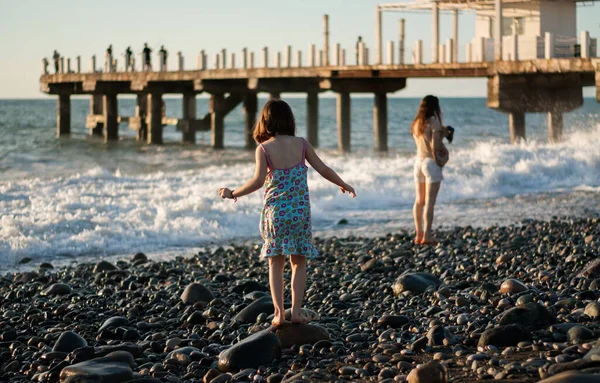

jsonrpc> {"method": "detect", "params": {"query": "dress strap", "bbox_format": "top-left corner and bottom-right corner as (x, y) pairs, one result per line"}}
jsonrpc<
(259, 143), (273, 169)
(301, 138), (307, 165)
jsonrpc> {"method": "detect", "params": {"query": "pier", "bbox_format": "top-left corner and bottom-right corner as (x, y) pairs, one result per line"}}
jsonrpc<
(41, 1), (600, 151)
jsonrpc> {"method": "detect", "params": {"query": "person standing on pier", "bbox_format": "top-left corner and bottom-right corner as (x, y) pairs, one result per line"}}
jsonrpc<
(411, 95), (449, 246)
(124, 46), (133, 71)
(52, 50), (60, 74)
(159, 45), (168, 71)
(143, 43), (152, 71)
(218, 99), (356, 326)
(105, 44), (113, 72)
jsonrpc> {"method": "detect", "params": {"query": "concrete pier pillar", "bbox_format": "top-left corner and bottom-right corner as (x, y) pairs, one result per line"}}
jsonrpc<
(89, 95), (104, 136)
(59, 57), (65, 74)
(210, 93), (225, 149)
(323, 14), (330, 66)
(373, 93), (388, 152)
(177, 52), (184, 71)
(242, 48), (248, 68)
(432, 0), (439, 63)
(581, 31), (590, 58)
(341, 49), (346, 66)
(243, 93), (257, 149)
(296, 50), (302, 67)
(309, 44), (316, 67)
(135, 93), (148, 141)
(452, 10), (459, 62)
(509, 112), (525, 144)
(334, 43), (341, 66)
(249, 52), (255, 68)
(414, 40), (423, 64)
(76, 56), (81, 73)
(230, 52), (235, 69)
(358, 41), (365, 65)
(214, 54), (221, 69)
(221, 49), (227, 69)
(336, 93), (351, 153)
(495, 0), (503, 61)
(276, 52), (282, 68)
(399, 18), (405, 64)
(387, 41), (395, 65)
(90, 55), (96, 73)
(262, 47), (269, 68)
(148, 93), (163, 144)
(103, 94), (119, 141)
(548, 112), (563, 142)
(545, 33), (554, 59)
(375, 7), (382, 64)
(56, 94), (71, 137)
(306, 92), (319, 147)
(182, 92), (196, 144)
(286, 45), (292, 67)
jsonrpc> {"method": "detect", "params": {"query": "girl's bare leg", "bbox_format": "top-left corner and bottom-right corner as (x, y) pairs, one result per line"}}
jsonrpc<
(290, 254), (309, 323)
(413, 182), (426, 243)
(269, 255), (287, 326)
(423, 181), (441, 242)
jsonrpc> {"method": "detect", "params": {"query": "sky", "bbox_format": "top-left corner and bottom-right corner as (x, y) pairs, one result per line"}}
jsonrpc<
(1, 0), (599, 99)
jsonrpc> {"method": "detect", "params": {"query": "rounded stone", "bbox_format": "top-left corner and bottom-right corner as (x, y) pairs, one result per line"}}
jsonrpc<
(53, 331), (88, 353)
(181, 283), (215, 305)
(500, 279), (528, 294)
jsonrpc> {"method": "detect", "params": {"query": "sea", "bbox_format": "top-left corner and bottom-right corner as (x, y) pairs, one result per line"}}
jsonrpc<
(1, 97), (599, 270)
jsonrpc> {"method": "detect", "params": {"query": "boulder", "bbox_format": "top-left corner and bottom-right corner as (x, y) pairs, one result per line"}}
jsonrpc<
(41, 283), (72, 296)
(377, 315), (410, 328)
(393, 272), (441, 295)
(272, 323), (329, 348)
(478, 324), (531, 347)
(59, 351), (134, 383)
(407, 360), (447, 383)
(538, 371), (600, 383)
(283, 308), (320, 322)
(217, 330), (282, 372)
(233, 296), (274, 323)
(181, 283), (215, 304)
(53, 331), (88, 353)
(98, 317), (129, 332)
(93, 261), (118, 273)
(498, 302), (555, 330)
(568, 326), (595, 344)
(584, 302), (600, 318)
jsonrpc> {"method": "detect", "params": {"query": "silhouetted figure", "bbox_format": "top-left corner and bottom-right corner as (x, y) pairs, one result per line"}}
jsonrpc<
(105, 44), (113, 72)
(125, 46), (133, 71)
(159, 45), (168, 71)
(355, 36), (363, 65)
(53, 50), (60, 73)
(143, 43), (152, 71)
(42, 57), (49, 74)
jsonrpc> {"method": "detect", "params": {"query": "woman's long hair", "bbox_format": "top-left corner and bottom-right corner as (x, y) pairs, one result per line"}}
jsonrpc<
(411, 95), (442, 137)
(253, 99), (296, 143)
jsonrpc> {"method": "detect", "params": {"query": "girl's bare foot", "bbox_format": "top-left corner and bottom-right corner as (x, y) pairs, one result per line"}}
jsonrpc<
(290, 310), (311, 324)
(271, 312), (288, 327)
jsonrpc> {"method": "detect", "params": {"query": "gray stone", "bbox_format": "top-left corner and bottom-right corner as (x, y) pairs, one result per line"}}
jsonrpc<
(584, 302), (600, 318)
(568, 326), (595, 344)
(393, 272), (441, 295)
(273, 323), (329, 348)
(217, 329), (282, 372)
(59, 351), (134, 383)
(478, 324), (531, 347)
(578, 259), (600, 278)
(98, 316), (129, 332)
(498, 302), (556, 330)
(538, 371), (600, 383)
(53, 331), (88, 353)
(41, 283), (72, 296)
(166, 347), (200, 359)
(378, 315), (410, 328)
(181, 282), (215, 304)
(93, 261), (118, 273)
(233, 296), (273, 323)
(407, 360), (447, 383)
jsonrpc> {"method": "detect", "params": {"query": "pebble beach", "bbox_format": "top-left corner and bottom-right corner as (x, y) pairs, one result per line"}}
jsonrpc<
(1, 217), (600, 383)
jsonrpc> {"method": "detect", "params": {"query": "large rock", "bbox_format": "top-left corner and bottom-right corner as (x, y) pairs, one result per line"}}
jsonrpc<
(98, 317), (129, 332)
(284, 308), (320, 322)
(378, 315), (410, 328)
(59, 351), (134, 383)
(568, 326), (595, 344)
(231, 280), (269, 295)
(53, 331), (88, 353)
(578, 259), (600, 278)
(41, 283), (72, 296)
(584, 302), (600, 318)
(93, 261), (118, 273)
(218, 330), (282, 372)
(499, 279), (528, 294)
(478, 324), (531, 347)
(393, 272), (441, 295)
(181, 283), (215, 304)
(273, 323), (329, 348)
(233, 296), (274, 323)
(407, 360), (447, 383)
(538, 371), (600, 383)
(498, 302), (555, 330)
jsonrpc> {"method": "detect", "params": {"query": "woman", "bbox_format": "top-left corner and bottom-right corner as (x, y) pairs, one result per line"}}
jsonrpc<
(411, 95), (447, 245)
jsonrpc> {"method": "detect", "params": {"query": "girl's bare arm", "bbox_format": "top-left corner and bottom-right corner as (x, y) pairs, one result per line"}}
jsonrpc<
(219, 147), (268, 199)
(305, 142), (356, 197)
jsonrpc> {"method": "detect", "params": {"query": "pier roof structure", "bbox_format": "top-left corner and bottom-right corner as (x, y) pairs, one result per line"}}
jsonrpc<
(378, 0), (598, 12)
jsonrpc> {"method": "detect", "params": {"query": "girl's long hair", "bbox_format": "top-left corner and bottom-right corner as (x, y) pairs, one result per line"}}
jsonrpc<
(411, 95), (442, 137)
(253, 99), (296, 143)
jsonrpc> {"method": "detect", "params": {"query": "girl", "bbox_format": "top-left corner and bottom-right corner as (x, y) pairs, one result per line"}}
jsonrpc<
(218, 99), (356, 326)
(411, 95), (447, 245)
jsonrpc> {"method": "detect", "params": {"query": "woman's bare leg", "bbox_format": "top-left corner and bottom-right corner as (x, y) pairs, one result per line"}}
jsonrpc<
(413, 182), (426, 243)
(269, 255), (287, 326)
(423, 181), (441, 242)
(289, 254), (309, 323)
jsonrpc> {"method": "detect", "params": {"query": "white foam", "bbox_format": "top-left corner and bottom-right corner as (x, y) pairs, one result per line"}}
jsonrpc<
(1, 124), (599, 266)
